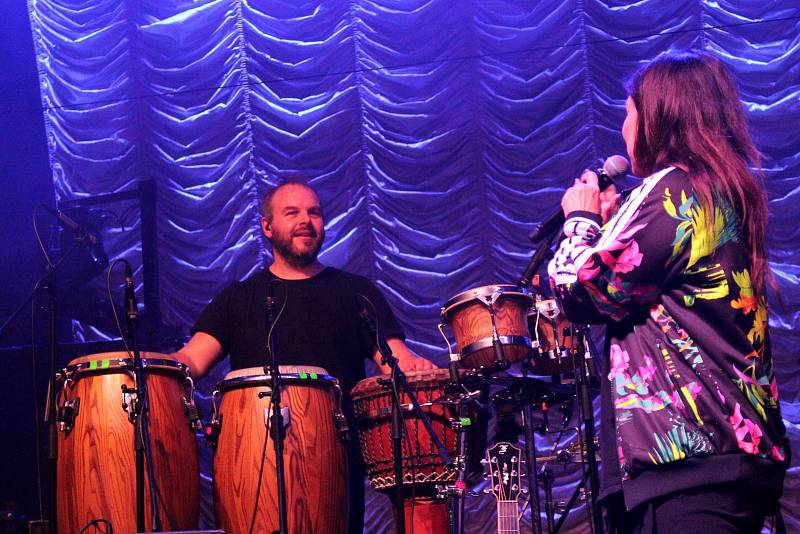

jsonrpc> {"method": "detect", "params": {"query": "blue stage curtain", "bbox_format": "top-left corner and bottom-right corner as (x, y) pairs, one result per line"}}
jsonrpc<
(28, 0), (799, 531)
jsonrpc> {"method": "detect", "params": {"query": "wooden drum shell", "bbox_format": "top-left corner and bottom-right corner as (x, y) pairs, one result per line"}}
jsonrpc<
(442, 285), (533, 369)
(56, 352), (199, 534)
(529, 298), (576, 375)
(351, 369), (474, 495)
(213, 366), (348, 534)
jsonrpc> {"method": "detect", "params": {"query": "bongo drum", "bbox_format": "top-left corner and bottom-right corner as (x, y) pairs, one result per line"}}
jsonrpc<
(212, 365), (348, 534)
(350, 368), (479, 494)
(56, 352), (200, 534)
(529, 298), (576, 375)
(441, 284), (533, 369)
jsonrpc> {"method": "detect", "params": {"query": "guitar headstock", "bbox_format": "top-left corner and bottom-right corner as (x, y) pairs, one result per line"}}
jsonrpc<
(486, 441), (522, 502)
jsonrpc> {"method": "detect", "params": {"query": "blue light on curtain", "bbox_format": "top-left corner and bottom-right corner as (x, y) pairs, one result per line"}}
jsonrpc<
(27, 0), (800, 531)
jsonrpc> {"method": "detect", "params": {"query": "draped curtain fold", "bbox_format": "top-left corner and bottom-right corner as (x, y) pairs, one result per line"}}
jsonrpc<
(28, 0), (799, 530)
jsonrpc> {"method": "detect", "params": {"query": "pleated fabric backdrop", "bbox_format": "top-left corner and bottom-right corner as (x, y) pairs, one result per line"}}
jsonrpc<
(27, 0), (799, 531)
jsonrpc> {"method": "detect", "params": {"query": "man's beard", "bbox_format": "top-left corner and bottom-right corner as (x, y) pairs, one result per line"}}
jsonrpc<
(270, 226), (324, 268)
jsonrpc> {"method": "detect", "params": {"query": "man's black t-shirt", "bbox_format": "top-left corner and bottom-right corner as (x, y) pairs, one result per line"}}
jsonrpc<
(192, 266), (404, 399)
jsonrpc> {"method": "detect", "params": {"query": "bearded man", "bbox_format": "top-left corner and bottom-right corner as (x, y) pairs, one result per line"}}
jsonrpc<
(174, 180), (434, 533)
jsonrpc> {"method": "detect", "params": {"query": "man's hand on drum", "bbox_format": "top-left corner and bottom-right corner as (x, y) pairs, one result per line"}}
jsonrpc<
(398, 353), (437, 371)
(374, 338), (438, 373)
(561, 169), (621, 224)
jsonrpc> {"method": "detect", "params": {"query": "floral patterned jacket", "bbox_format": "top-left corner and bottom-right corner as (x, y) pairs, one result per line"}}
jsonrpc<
(548, 167), (788, 509)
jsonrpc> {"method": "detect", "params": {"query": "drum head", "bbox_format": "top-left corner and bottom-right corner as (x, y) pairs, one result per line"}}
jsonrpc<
(216, 365), (336, 394)
(442, 284), (531, 319)
(351, 368), (453, 399)
(223, 365), (329, 380)
(64, 352), (187, 376)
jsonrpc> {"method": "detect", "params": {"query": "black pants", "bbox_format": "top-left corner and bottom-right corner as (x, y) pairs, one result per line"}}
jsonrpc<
(347, 442), (366, 534)
(604, 483), (777, 534)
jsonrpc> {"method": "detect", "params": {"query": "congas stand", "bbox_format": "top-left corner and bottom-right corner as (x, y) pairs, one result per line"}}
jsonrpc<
(358, 296), (453, 534)
(569, 327), (601, 534)
(121, 261), (163, 531)
(543, 327), (600, 534)
(519, 361), (545, 534)
(434, 351), (481, 534)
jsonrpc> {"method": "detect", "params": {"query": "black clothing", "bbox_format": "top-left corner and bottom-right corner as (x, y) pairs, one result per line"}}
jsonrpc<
(604, 483), (774, 533)
(193, 266), (405, 534)
(193, 266), (404, 400)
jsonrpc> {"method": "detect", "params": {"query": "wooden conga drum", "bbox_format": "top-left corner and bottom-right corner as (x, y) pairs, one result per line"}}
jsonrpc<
(212, 365), (348, 534)
(442, 284), (533, 369)
(56, 352), (199, 533)
(528, 297), (576, 375)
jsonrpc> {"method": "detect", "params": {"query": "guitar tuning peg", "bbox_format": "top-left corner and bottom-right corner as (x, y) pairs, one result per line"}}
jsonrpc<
(482, 488), (493, 494)
(521, 488), (529, 494)
(480, 458), (488, 465)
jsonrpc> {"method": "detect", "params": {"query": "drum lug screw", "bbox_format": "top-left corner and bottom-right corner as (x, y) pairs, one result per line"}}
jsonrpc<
(204, 415), (223, 448)
(182, 396), (202, 432)
(121, 384), (138, 423)
(57, 398), (80, 433)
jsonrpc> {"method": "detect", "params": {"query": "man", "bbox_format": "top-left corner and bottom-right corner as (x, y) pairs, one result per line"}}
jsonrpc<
(174, 180), (434, 533)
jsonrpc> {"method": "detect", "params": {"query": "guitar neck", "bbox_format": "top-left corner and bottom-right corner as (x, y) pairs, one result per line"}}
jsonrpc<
(497, 500), (520, 534)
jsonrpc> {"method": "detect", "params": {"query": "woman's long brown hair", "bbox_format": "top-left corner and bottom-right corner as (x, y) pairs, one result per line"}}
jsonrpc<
(627, 52), (773, 300)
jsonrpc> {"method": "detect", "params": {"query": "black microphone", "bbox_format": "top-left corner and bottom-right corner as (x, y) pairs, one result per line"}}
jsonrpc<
(124, 261), (138, 321)
(528, 155), (630, 243)
(41, 204), (98, 245)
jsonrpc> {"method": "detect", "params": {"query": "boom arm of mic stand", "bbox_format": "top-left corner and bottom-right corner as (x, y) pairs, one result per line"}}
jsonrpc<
(518, 229), (558, 289)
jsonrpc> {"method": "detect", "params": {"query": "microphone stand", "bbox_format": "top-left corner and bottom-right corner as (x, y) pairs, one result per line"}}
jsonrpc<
(264, 290), (289, 534)
(123, 265), (162, 531)
(0, 237), (85, 534)
(358, 301), (453, 534)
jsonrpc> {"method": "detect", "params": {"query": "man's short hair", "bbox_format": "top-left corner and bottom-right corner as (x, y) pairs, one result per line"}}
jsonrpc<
(260, 179), (318, 222)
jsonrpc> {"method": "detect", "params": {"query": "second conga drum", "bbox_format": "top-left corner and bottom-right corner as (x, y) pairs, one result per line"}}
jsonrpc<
(56, 352), (200, 534)
(212, 365), (348, 534)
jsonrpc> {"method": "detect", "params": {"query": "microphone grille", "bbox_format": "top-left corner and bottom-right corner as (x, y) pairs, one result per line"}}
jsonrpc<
(603, 155), (630, 177)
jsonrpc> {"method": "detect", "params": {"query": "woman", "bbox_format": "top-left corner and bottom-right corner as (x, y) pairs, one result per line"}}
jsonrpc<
(548, 52), (788, 532)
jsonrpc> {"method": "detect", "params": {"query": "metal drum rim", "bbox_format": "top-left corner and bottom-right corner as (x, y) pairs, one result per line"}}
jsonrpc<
(460, 335), (531, 358)
(215, 372), (339, 393)
(62, 357), (188, 376)
(441, 284), (532, 319)
(350, 368), (460, 398)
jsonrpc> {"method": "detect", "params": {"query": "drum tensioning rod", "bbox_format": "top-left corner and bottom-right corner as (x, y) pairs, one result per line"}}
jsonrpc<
(476, 288), (509, 369)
